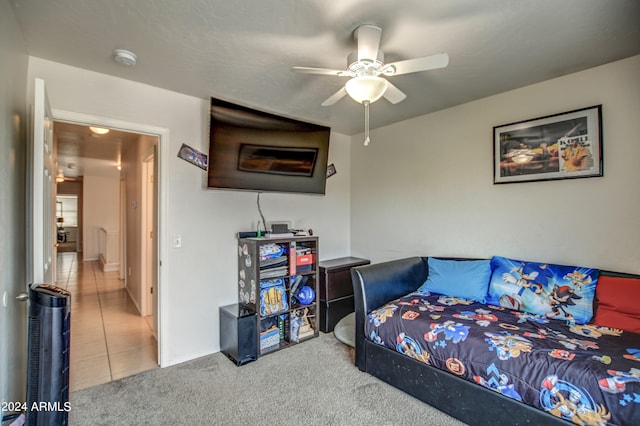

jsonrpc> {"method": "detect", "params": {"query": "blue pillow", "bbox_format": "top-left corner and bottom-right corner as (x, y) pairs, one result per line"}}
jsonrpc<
(417, 258), (491, 303)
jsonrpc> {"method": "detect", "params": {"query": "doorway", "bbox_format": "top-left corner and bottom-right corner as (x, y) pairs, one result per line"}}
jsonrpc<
(56, 195), (79, 253)
(51, 109), (169, 375)
(53, 120), (159, 390)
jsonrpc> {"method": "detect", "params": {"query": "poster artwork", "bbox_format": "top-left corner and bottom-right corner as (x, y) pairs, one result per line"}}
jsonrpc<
(559, 134), (594, 173)
(493, 105), (602, 184)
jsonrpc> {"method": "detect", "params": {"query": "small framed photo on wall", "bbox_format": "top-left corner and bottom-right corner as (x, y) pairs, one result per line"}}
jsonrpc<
(326, 163), (336, 178)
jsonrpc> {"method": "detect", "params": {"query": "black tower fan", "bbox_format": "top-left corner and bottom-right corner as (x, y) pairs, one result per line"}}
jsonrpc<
(26, 284), (71, 425)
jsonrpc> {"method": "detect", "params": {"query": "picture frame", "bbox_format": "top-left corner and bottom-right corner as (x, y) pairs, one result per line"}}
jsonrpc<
(326, 163), (337, 178)
(177, 143), (208, 170)
(493, 105), (602, 184)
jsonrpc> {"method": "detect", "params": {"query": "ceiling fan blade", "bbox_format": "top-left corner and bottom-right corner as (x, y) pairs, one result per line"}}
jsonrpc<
(382, 81), (407, 104)
(355, 25), (382, 62)
(383, 52), (449, 76)
(321, 87), (347, 106)
(291, 66), (347, 76)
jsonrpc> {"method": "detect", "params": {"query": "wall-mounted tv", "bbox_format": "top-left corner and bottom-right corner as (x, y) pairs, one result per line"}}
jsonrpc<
(207, 98), (331, 194)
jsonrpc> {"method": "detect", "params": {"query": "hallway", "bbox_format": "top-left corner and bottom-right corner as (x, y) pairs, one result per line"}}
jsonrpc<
(55, 252), (158, 392)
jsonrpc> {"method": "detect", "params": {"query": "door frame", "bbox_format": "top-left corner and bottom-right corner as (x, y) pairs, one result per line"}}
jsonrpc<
(52, 109), (170, 368)
(141, 151), (155, 320)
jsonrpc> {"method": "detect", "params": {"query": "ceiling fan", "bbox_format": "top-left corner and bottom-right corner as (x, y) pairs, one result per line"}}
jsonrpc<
(291, 25), (449, 145)
(56, 170), (79, 183)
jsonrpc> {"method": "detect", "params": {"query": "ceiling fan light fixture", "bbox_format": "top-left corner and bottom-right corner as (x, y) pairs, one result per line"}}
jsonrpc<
(89, 126), (110, 135)
(56, 169), (65, 183)
(345, 76), (388, 104)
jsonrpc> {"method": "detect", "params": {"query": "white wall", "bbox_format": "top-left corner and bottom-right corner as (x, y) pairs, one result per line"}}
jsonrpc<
(28, 57), (353, 365)
(0, 0), (28, 410)
(351, 55), (640, 275)
(83, 175), (120, 261)
(122, 134), (157, 313)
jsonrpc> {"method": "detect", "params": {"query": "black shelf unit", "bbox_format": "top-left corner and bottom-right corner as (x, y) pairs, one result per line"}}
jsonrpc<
(237, 236), (319, 355)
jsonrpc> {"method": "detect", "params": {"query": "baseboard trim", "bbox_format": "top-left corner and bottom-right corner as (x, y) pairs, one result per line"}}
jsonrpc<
(99, 254), (119, 272)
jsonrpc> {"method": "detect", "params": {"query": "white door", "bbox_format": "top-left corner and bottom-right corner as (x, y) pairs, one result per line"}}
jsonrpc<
(142, 156), (154, 316)
(29, 78), (56, 286)
(7, 77), (57, 412)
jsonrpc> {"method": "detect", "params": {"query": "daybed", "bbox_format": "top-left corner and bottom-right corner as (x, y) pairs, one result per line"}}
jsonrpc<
(351, 256), (640, 426)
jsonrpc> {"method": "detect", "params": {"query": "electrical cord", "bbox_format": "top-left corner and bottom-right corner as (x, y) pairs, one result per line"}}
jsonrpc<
(257, 192), (267, 233)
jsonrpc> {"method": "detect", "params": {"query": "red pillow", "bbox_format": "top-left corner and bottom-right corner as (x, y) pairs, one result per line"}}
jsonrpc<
(592, 275), (640, 334)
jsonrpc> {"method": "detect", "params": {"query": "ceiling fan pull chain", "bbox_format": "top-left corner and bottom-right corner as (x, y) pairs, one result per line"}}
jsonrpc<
(364, 100), (370, 146)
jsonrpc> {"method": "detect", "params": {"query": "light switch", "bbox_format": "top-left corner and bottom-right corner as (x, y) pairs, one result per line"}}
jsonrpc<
(174, 235), (182, 248)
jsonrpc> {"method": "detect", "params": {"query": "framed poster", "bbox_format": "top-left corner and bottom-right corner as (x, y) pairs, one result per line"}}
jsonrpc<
(493, 105), (602, 184)
(177, 143), (208, 170)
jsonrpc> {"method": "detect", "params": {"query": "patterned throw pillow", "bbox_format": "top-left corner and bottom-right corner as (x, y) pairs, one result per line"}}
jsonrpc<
(486, 256), (598, 324)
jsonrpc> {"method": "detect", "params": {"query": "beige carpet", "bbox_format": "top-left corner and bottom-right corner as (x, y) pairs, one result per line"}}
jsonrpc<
(70, 332), (466, 425)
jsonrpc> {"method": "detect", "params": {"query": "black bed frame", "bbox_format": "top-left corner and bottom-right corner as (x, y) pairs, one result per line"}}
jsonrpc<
(350, 256), (576, 426)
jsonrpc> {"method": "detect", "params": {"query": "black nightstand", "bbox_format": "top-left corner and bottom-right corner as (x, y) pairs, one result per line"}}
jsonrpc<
(318, 257), (370, 332)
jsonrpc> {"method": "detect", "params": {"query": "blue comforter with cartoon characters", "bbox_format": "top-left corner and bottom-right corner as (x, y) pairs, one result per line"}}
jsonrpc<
(365, 292), (640, 426)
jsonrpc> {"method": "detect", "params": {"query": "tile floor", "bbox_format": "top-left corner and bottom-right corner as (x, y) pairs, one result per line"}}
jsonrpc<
(55, 252), (158, 392)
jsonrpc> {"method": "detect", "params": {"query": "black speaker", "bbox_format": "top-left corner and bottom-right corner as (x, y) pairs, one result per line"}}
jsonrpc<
(219, 304), (257, 366)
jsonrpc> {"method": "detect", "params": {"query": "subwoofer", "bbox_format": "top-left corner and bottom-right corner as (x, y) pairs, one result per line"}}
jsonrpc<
(219, 304), (257, 366)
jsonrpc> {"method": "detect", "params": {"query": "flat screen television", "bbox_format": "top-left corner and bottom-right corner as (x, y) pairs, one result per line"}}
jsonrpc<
(207, 98), (331, 194)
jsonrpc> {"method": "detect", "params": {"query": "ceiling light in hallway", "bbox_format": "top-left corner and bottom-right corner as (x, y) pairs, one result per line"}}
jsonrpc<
(89, 126), (109, 135)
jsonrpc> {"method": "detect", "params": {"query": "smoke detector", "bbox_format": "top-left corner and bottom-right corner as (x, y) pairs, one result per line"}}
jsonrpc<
(113, 49), (137, 66)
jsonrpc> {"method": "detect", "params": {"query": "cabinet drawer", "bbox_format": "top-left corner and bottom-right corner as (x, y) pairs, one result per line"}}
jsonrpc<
(319, 257), (370, 301)
(321, 269), (354, 300)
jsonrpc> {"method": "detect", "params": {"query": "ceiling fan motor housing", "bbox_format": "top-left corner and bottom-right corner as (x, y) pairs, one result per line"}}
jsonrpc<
(347, 50), (385, 76)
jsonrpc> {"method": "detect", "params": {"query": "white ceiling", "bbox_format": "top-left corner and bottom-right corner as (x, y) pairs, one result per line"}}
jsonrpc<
(11, 0), (640, 138)
(54, 121), (140, 179)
